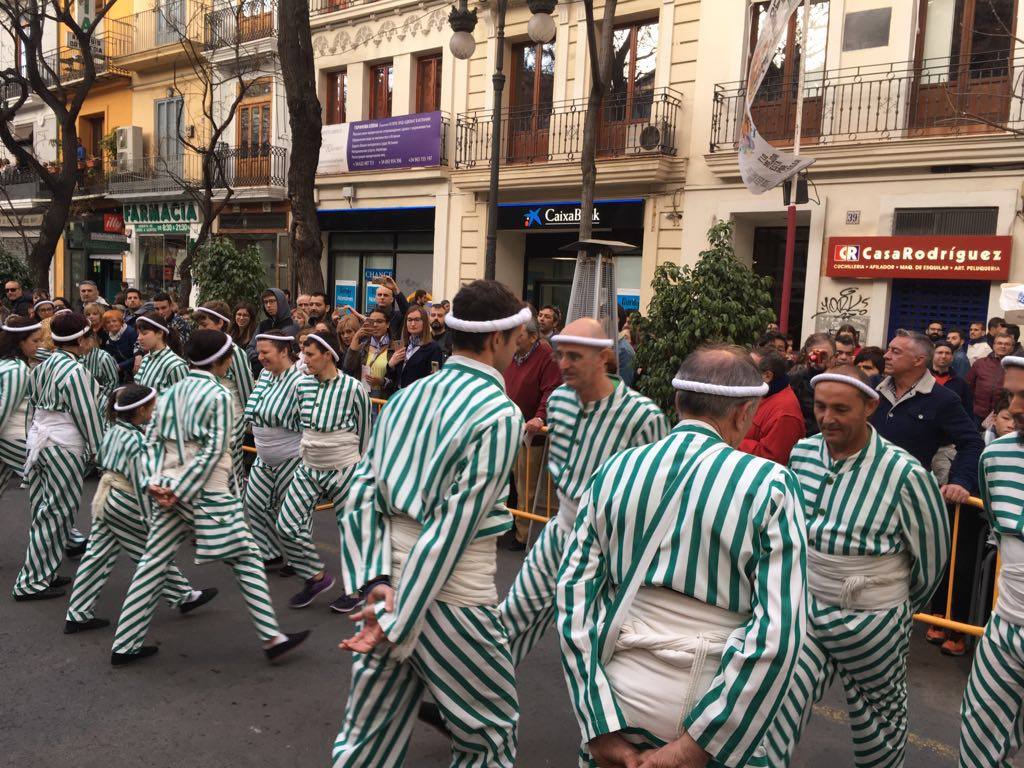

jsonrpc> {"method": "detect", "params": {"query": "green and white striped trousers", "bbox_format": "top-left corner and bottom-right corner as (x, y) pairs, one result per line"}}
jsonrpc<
(13, 448), (87, 597)
(244, 456), (301, 562)
(764, 597), (913, 768)
(0, 436), (25, 493)
(959, 613), (1024, 767)
(66, 486), (193, 622)
(112, 492), (281, 654)
(332, 600), (518, 767)
(499, 519), (567, 665)
(278, 463), (356, 583)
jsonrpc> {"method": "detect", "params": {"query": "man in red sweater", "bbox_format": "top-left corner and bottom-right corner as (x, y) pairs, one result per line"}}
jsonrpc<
(740, 346), (806, 464)
(503, 316), (562, 548)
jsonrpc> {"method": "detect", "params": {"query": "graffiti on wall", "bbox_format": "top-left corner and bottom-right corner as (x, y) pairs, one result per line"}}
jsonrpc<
(813, 286), (871, 336)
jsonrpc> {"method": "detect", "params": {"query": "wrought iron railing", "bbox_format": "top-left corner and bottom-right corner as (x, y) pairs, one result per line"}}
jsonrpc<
(109, 145), (287, 194)
(109, 154), (203, 195)
(455, 87), (681, 168)
(0, 166), (50, 201)
(710, 50), (1024, 152)
(309, 0), (377, 17)
(117, 2), (210, 56)
(37, 26), (133, 87)
(204, 0), (277, 49)
(214, 143), (287, 187)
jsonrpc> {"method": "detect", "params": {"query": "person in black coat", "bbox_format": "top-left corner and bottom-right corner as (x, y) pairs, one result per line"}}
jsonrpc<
(101, 307), (139, 383)
(384, 305), (444, 395)
(931, 340), (973, 416)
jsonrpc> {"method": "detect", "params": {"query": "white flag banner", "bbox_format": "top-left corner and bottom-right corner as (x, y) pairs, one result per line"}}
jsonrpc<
(739, 0), (816, 195)
(999, 283), (1024, 312)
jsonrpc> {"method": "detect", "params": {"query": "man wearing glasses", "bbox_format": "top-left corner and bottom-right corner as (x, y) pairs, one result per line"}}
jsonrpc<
(5, 281), (32, 317)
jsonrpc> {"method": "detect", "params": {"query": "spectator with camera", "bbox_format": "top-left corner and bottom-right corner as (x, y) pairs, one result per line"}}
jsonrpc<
(788, 332), (835, 437)
(342, 308), (392, 398)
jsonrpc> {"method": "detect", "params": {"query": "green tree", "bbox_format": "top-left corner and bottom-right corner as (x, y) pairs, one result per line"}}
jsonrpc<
(633, 220), (776, 414)
(190, 237), (267, 310)
(0, 245), (32, 292)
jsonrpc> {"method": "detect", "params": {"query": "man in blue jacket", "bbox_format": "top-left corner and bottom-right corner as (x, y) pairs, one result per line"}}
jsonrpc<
(871, 330), (983, 500)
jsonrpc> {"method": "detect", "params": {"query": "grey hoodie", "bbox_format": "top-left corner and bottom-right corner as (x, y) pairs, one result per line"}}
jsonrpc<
(247, 287), (300, 368)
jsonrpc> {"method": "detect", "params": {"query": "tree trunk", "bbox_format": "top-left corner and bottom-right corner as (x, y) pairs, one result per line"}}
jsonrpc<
(578, 0), (617, 242)
(30, 181), (73, 290)
(277, 0), (324, 294)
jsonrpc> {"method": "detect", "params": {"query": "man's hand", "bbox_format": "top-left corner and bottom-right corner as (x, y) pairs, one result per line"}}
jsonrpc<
(941, 483), (971, 504)
(147, 484), (178, 509)
(339, 585), (395, 654)
(382, 276), (399, 292)
(524, 417), (545, 435)
(636, 733), (709, 768)
(588, 733), (644, 768)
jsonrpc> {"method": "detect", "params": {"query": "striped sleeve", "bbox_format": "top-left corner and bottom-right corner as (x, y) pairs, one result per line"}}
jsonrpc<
(0, 362), (27, 431)
(66, 367), (105, 454)
(899, 464), (951, 611)
(374, 414), (522, 647)
(354, 385), (371, 454)
(123, 430), (153, 515)
(632, 404), (670, 447)
(344, 451), (390, 593)
(167, 387), (231, 502)
(231, 345), (254, 405)
(682, 468), (807, 766)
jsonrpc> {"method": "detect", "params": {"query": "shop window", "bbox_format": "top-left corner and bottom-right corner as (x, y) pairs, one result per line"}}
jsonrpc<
(369, 62), (394, 120)
(328, 230), (433, 312)
(326, 70), (347, 125)
(416, 54), (442, 113)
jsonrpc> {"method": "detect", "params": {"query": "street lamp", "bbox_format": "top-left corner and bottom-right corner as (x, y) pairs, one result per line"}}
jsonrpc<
(448, 0), (557, 281)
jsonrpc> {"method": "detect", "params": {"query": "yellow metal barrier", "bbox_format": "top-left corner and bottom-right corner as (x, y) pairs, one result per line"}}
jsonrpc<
(912, 496), (991, 639)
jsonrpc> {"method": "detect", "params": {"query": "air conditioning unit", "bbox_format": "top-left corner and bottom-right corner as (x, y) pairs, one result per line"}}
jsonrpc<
(115, 126), (143, 172)
(626, 120), (669, 153)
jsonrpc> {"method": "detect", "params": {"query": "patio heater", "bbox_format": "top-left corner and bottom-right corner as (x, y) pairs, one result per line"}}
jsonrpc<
(560, 239), (633, 342)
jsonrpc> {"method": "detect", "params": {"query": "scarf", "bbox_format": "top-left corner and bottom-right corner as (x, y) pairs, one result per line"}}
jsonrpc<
(513, 341), (539, 366)
(405, 334), (422, 361)
(107, 325), (127, 342)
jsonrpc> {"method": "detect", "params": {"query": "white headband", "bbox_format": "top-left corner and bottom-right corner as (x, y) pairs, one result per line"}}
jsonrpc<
(137, 316), (170, 334)
(51, 326), (90, 342)
(198, 306), (231, 325)
(33, 300), (54, 311)
(191, 335), (234, 367)
(114, 387), (156, 412)
(445, 306), (532, 333)
(1002, 356), (1024, 370)
(551, 334), (614, 349)
(671, 378), (769, 397)
(810, 372), (880, 400)
(305, 333), (340, 361)
(54, 308), (72, 316)
(2, 321), (41, 333)
(255, 333), (295, 343)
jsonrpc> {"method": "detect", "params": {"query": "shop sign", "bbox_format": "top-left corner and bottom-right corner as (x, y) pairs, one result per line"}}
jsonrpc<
(617, 290), (641, 312)
(497, 199), (644, 230)
(825, 235), (1012, 281)
(103, 213), (124, 234)
(123, 201), (200, 233)
(318, 112), (442, 174)
(335, 280), (358, 310)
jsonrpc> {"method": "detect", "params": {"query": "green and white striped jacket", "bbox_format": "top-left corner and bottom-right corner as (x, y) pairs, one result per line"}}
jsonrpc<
(98, 420), (153, 513)
(347, 355), (523, 648)
(244, 365), (302, 431)
(0, 357), (30, 437)
(557, 420), (807, 767)
(135, 346), (188, 393)
(30, 348), (104, 455)
(979, 432), (1024, 543)
(296, 371), (370, 451)
(82, 347), (119, 399)
(789, 428), (949, 611)
(226, 343), (255, 408)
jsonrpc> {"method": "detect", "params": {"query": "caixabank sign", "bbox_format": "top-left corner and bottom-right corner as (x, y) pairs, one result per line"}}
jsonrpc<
(826, 235), (1012, 281)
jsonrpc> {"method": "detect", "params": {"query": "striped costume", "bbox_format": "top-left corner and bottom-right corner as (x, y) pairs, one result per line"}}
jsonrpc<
(0, 357), (30, 496)
(82, 347), (119, 400)
(134, 346), (188, 393)
(111, 371), (281, 654)
(765, 429), (949, 768)
(500, 378), (668, 664)
(242, 364), (302, 562)
(13, 349), (104, 597)
(66, 420), (194, 623)
(333, 355), (524, 768)
(959, 433), (1024, 767)
(221, 342), (255, 490)
(558, 420), (807, 768)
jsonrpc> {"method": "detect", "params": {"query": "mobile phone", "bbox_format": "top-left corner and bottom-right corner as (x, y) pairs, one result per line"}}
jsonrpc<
(431, 361), (439, 374)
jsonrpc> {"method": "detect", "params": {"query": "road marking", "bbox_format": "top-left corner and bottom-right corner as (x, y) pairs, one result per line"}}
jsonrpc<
(812, 705), (958, 761)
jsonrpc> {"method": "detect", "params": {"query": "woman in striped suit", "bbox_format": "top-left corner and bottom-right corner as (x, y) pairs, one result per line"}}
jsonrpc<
(277, 331), (370, 612)
(243, 333), (302, 570)
(80, 331), (119, 400)
(64, 384), (217, 634)
(0, 316), (42, 501)
(134, 311), (188, 392)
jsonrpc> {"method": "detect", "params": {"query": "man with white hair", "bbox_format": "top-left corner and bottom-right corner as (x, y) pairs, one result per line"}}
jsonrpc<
(558, 344), (807, 768)
(764, 364), (948, 767)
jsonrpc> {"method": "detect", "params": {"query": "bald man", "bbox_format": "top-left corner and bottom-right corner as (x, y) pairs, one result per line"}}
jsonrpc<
(500, 318), (668, 664)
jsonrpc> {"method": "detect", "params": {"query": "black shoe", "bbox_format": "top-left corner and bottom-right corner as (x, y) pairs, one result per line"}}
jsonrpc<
(179, 587), (218, 615)
(329, 593), (364, 614)
(111, 646), (159, 666)
(64, 540), (87, 560)
(13, 586), (66, 601)
(64, 617), (110, 634)
(417, 702), (451, 737)
(264, 630), (310, 663)
(497, 530), (526, 552)
(278, 565), (297, 577)
(50, 575), (72, 588)
(263, 557), (284, 570)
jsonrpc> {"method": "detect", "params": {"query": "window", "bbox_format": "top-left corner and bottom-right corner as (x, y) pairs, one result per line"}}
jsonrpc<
(918, 0), (1015, 79)
(237, 81), (272, 183)
(15, 21), (29, 77)
(416, 54), (442, 113)
(369, 62), (393, 119)
(326, 70), (347, 125)
(609, 21), (658, 122)
(507, 42), (555, 162)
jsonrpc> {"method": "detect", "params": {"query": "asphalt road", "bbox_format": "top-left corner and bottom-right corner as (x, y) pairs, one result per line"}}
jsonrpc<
(0, 480), (978, 767)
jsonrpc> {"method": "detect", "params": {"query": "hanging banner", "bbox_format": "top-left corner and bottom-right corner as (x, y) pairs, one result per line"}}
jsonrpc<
(739, 0), (816, 194)
(318, 113), (443, 175)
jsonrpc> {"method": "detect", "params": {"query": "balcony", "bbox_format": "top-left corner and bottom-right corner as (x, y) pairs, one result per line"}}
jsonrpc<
(309, 0), (378, 17)
(215, 144), (287, 190)
(708, 51), (1024, 174)
(114, 2), (209, 69)
(204, 0), (277, 51)
(108, 145), (287, 197)
(37, 26), (133, 88)
(455, 87), (681, 170)
(109, 154), (202, 196)
(0, 167), (50, 203)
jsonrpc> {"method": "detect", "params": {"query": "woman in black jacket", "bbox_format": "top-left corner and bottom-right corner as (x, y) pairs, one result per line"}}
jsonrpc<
(384, 305), (443, 395)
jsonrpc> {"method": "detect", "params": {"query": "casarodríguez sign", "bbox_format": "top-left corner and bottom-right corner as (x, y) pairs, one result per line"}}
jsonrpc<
(826, 235), (1012, 281)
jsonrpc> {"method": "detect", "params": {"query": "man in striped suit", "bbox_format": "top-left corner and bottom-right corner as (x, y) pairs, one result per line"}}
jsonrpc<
(333, 280), (529, 768)
(765, 365), (949, 767)
(557, 345), (807, 768)
(958, 354), (1024, 767)
(500, 317), (668, 664)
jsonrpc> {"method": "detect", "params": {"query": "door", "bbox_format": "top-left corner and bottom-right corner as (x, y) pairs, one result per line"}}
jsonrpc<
(155, 97), (184, 178)
(156, 0), (184, 45)
(507, 42), (554, 163)
(239, 0), (272, 41)
(237, 91), (271, 185)
(752, 226), (808, 339)
(912, 0), (1016, 134)
(600, 21), (658, 156)
(747, 1), (829, 145)
(416, 54), (442, 114)
(369, 62), (393, 119)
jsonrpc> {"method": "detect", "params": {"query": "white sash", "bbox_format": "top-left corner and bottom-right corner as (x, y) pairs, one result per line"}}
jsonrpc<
(161, 438), (232, 492)
(806, 548), (911, 610)
(1, 397), (28, 442)
(996, 536), (1024, 626)
(556, 489), (580, 534)
(300, 429), (361, 472)
(253, 426), (301, 467)
(25, 409), (86, 473)
(91, 470), (134, 522)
